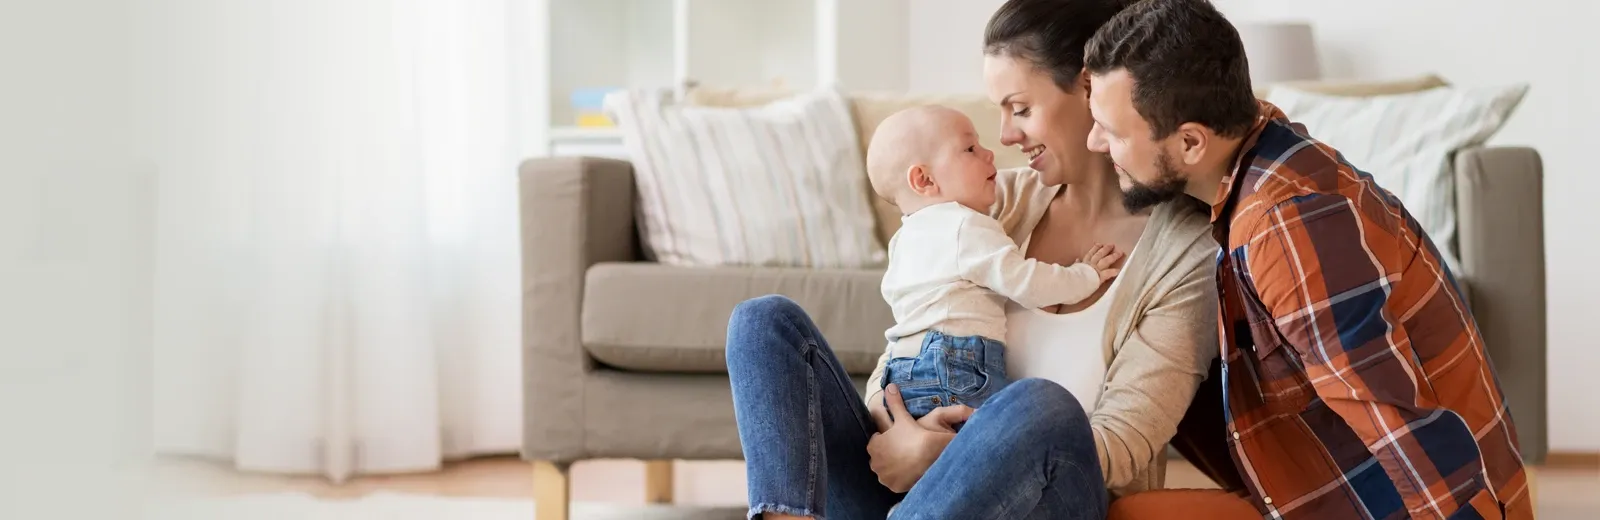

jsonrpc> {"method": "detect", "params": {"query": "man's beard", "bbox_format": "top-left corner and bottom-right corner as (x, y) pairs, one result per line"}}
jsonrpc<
(1121, 150), (1188, 212)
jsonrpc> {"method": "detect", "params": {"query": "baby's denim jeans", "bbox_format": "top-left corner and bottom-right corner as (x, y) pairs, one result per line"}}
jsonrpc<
(881, 330), (1012, 425)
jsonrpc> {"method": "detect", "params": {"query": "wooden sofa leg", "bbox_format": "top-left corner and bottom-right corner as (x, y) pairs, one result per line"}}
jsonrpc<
(645, 459), (675, 504)
(533, 460), (571, 520)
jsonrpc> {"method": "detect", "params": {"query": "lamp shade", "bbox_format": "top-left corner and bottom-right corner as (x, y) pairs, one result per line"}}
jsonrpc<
(1235, 22), (1321, 84)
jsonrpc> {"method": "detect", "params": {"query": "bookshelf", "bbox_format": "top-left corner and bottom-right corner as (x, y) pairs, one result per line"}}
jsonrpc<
(529, 0), (910, 159)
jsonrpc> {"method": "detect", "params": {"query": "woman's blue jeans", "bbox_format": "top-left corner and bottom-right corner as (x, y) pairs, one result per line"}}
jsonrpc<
(726, 295), (1109, 519)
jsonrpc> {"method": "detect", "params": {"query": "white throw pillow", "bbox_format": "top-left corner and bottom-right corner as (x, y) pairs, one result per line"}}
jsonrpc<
(604, 87), (886, 268)
(1266, 84), (1528, 272)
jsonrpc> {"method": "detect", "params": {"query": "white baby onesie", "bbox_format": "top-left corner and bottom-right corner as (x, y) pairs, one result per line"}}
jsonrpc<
(878, 201), (1104, 359)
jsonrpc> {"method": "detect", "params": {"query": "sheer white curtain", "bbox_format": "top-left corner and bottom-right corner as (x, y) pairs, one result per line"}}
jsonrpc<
(142, 0), (532, 480)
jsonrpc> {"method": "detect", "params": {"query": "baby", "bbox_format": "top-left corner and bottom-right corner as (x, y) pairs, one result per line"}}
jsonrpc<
(865, 105), (1121, 429)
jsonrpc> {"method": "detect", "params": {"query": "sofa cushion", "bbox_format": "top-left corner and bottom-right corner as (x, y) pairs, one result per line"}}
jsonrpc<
(1254, 73), (1448, 99)
(581, 262), (892, 375)
(603, 87), (886, 269)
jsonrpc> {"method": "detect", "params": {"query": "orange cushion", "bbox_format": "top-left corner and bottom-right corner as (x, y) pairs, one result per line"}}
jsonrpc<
(1107, 489), (1259, 520)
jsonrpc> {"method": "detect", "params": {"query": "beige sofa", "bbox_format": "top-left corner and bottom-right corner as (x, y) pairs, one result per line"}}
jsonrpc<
(517, 78), (1548, 517)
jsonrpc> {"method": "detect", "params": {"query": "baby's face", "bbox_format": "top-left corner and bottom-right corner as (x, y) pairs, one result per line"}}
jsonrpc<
(924, 115), (1000, 213)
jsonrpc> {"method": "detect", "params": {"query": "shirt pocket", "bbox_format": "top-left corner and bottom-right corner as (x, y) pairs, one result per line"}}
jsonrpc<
(1247, 314), (1314, 407)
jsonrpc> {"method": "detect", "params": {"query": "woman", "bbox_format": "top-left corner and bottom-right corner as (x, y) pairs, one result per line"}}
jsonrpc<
(725, 0), (1220, 518)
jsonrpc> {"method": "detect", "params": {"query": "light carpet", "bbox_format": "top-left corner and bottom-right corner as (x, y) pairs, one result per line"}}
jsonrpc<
(145, 492), (747, 520)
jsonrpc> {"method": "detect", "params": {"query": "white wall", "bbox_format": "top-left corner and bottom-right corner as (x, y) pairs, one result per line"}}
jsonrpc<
(908, 0), (1004, 94)
(1, 0), (155, 515)
(908, 0), (1599, 452)
(834, 0), (911, 91)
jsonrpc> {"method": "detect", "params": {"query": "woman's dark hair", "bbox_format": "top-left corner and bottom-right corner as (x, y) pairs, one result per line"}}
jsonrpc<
(983, 0), (1135, 92)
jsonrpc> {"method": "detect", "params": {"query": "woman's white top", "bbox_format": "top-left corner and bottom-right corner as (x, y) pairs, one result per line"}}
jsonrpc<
(1003, 238), (1140, 415)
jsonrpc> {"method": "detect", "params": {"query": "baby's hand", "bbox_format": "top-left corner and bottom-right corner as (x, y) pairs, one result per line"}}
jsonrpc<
(1082, 244), (1123, 282)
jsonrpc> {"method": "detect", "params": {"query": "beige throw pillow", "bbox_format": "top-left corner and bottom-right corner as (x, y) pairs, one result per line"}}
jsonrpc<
(605, 87), (886, 268)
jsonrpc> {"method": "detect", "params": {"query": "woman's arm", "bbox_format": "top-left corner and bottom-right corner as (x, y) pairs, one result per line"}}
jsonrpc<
(1091, 249), (1219, 490)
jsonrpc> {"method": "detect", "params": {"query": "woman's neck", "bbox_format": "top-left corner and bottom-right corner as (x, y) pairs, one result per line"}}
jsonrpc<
(1058, 157), (1130, 220)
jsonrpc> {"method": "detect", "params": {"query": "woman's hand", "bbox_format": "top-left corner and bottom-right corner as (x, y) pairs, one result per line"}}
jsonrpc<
(917, 403), (975, 433)
(867, 386), (976, 433)
(868, 389), (893, 433)
(866, 384), (960, 493)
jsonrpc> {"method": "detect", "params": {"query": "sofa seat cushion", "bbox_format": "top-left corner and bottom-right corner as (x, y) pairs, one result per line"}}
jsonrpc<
(582, 263), (892, 375)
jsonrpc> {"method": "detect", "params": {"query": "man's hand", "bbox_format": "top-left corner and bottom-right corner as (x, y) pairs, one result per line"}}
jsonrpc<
(866, 384), (956, 493)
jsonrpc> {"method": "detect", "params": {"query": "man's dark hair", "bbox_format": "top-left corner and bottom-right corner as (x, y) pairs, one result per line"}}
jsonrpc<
(1084, 0), (1258, 139)
(983, 0), (1137, 93)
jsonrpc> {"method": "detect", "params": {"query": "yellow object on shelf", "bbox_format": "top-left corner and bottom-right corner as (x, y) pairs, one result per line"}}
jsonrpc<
(575, 113), (614, 128)
(571, 87), (619, 128)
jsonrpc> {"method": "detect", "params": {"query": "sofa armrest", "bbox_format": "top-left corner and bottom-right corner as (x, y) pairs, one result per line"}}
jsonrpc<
(519, 156), (640, 462)
(1453, 146), (1546, 463)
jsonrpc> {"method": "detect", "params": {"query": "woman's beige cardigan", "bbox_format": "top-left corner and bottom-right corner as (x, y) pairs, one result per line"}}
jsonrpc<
(864, 168), (1221, 498)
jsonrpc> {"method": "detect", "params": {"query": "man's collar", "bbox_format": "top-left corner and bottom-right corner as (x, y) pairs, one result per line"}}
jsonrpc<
(1208, 100), (1282, 223)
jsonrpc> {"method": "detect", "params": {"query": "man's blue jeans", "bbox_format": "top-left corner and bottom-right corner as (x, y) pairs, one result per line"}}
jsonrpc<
(726, 295), (1109, 519)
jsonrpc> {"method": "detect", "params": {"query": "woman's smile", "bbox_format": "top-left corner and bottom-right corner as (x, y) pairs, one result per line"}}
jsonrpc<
(1025, 145), (1047, 169)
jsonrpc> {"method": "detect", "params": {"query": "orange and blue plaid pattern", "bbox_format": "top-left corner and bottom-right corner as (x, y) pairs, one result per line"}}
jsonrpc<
(1209, 101), (1534, 519)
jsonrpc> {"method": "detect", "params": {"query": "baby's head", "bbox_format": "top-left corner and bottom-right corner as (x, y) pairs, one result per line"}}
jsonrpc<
(866, 105), (999, 215)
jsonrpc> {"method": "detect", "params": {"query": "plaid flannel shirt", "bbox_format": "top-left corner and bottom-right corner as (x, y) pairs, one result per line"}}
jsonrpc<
(1209, 101), (1534, 519)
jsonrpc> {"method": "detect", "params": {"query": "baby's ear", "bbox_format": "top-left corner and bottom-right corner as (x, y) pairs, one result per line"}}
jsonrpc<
(906, 164), (936, 195)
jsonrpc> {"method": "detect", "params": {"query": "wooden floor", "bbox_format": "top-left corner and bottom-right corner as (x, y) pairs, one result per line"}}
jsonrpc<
(156, 455), (1598, 517)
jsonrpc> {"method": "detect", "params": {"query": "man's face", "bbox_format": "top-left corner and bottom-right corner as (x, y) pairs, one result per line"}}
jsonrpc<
(1086, 69), (1189, 212)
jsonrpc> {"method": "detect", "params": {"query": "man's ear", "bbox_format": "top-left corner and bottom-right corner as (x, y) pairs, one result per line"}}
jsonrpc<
(907, 164), (936, 196)
(1176, 123), (1210, 166)
(1076, 69), (1093, 96)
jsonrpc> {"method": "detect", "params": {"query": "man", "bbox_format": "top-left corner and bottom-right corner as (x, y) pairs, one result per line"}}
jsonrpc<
(1081, 0), (1532, 518)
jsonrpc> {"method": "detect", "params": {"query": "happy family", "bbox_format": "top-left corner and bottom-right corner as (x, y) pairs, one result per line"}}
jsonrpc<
(722, 0), (1533, 519)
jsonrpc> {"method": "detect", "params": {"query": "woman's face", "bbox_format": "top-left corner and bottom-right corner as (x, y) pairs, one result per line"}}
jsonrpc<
(982, 54), (1098, 186)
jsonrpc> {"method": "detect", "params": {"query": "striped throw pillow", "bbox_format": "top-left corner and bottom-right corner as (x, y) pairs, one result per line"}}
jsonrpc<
(1266, 83), (1528, 273)
(604, 87), (886, 268)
